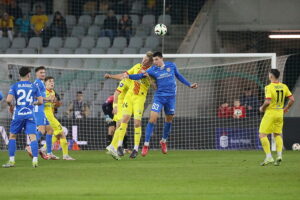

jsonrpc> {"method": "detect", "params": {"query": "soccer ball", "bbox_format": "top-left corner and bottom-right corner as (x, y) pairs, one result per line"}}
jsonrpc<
(154, 24), (167, 36)
(292, 143), (300, 151)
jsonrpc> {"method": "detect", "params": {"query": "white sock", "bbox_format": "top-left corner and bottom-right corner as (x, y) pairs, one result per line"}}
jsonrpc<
(266, 153), (272, 159)
(118, 141), (123, 147)
(32, 157), (38, 162)
(134, 145), (139, 151)
(9, 156), (15, 162)
(277, 152), (282, 158)
(161, 138), (166, 143)
(144, 142), (149, 146)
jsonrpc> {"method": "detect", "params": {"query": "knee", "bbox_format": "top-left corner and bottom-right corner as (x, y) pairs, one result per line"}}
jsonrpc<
(9, 134), (16, 139)
(149, 118), (157, 124)
(259, 134), (267, 139)
(134, 120), (141, 128)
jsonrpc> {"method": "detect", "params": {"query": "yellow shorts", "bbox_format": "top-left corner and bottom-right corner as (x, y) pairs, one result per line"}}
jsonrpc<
(45, 112), (63, 136)
(113, 103), (123, 122)
(122, 94), (146, 121)
(259, 110), (283, 134)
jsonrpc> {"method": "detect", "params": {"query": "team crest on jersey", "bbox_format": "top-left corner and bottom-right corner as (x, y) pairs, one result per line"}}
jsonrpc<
(119, 83), (124, 87)
(166, 68), (171, 72)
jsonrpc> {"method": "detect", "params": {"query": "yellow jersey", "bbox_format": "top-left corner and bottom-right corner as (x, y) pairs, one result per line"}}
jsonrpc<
(31, 14), (48, 32)
(116, 78), (131, 105)
(125, 63), (151, 96)
(265, 82), (292, 111)
(44, 89), (55, 114)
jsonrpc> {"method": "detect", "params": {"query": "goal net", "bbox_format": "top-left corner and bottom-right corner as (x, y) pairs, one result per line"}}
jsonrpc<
(0, 54), (276, 150)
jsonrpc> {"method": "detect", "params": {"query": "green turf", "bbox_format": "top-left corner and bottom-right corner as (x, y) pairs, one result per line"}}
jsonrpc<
(0, 150), (299, 200)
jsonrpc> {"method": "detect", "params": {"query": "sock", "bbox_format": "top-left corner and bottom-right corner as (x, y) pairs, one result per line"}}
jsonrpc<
(46, 134), (53, 154)
(36, 131), (42, 141)
(162, 122), (172, 141)
(123, 135), (128, 149)
(275, 135), (283, 157)
(32, 157), (38, 162)
(117, 123), (128, 147)
(60, 138), (68, 156)
(30, 140), (38, 158)
(260, 137), (271, 156)
(107, 135), (113, 146)
(134, 127), (142, 151)
(144, 122), (155, 145)
(111, 131), (119, 149)
(8, 139), (16, 158)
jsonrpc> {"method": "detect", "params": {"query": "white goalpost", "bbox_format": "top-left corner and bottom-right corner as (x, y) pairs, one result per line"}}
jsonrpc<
(0, 53), (276, 151)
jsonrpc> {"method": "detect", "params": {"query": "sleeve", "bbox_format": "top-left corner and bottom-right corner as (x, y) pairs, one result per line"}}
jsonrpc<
(126, 64), (139, 75)
(173, 63), (191, 87)
(116, 80), (126, 93)
(285, 85), (292, 98)
(8, 18), (14, 28)
(128, 73), (145, 80)
(8, 85), (16, 97)
(265, 86), (272, 99)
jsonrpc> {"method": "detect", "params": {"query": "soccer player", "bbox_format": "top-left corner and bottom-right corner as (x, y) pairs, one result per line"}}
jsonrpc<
(2, 67), (43, 168)
(33, 66), (59, 160)
(126, 52), (198, 157)
(259, 69), (294, 166)
(104, 51), (154, 159)
(42, 76), (75, 160)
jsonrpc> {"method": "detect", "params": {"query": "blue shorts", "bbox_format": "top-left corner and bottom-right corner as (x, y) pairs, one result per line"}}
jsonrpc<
(151, 96), (176, 115)
(35, 112), (49, 126)
(10, 118), (37, 135)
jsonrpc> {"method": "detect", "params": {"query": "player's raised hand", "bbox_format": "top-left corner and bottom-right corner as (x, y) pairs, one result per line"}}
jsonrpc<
(190, 83), (198, 89)
(284, 107), (289, 113)
(104, 73), (111, 79)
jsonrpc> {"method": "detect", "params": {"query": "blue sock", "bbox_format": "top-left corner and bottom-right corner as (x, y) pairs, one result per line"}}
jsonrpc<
(30, 140), (38, 157)
(145, 122), (155, 143)
(162, 122), (172, 140)
(46, 134), (52, 154)
(36, 131), (42, 141)
(8, 139), (16, 157)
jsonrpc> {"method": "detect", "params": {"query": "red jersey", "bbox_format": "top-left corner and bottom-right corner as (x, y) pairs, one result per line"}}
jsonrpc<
(218, 106), (232, 118)
(105, 95), (114, 104)
(232, 106), (246, 118)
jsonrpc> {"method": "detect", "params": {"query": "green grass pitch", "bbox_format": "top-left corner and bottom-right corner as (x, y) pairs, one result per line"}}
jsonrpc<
(0, 150), (299, 200)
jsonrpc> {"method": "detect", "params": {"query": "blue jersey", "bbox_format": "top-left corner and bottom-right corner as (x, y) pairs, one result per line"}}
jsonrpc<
(145, 61), (191, 97)
(34, 79), (46, 113)
(8, 81), (41, 120)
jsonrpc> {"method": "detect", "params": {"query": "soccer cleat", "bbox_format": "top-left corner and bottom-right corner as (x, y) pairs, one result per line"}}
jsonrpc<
(260, 157), (274, 166)
(274, 157), (282, 166)
(47, 153), (60, 160)
(63, 155), (76, 160)
(160, 140), (168, 154)
(106, 146), (121, 160)
(25, 145), (33, 158)
(129, 150), (138, 159)
(2, 161), (15, 168)
(141, 145), (149, 157)
(32, 161), (38, 168)
(124, 149), (132, 154)
(39, 148), (50, 160)
(117, 146), (124, 157)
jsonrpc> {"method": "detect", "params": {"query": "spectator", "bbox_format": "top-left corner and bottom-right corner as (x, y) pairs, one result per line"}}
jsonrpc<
(98, 0), (109, 15)
(100, 9), (118, 43)
(66, 91), (90, 119)
(7, 0), (22, 20)
(15, 14), (30, 40)
(0, 12), (13, 41)
(118, 14), (132, 43)
(232, 99), (246, 119)
(217, 102), (232, 118)
(49, 11), (67, 37)
(240, 88), (259, 117)
(30, 5), (48, 37)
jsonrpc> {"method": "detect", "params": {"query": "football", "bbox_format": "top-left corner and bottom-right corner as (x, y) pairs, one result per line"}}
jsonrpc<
(154, 24), (167, 36)
(292, 143), (300, 151)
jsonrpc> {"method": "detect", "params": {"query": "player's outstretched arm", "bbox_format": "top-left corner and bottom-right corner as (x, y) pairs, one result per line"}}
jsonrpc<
(284, 95), (295, 113)
(127, 73), (147, 80)
(174, 66), (198, 89)
(6, 94), (14, 113)
(104, 73), (126, 80)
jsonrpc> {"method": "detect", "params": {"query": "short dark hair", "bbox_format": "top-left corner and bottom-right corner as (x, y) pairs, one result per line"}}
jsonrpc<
(77, 91), (83, 95)
(44, 76), (54, 82)
(270, 69), (280, 79)
(153, 52), (163, 58)
(35, 66), (46, 73)
(19, 67), (31, 77)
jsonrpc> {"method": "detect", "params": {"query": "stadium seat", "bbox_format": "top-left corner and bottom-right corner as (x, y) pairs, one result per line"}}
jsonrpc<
(83, 59), (99, 68)
(96, 37), (111, 49)
(130, 15), (140, 26)
(135, 26), (151, 37)
(78, 15), (93, 28)
(107, 48), (122, 54)
(102, 79), (117, 90)
(22, 48), (37, 54)
(123, 47), (138, 54)
(130, 0), (143, 14)
(112, 37), (127, 48)
(139, 47), (152, 54)
(64, 37), (80, 49)
(5, 48), (21, 54)
(42, 48), (56, 54)
(34, 58), (51, 66)
(11, 37), (26, 49)
(71, 25), (86, 37)
(67, 58), (83, 68)
(27, 37), (42, 49)
(0, 38), (10, 50)
(157, 14), (171, 25)
(47, 14), (54, 26)
(83, 1), (97, 15)
(51, 58), (67, 67)
(99, 59), (115, 69)
(75, 48), (89, 54)
(132, 58), (141, 65)
(144, 36), (159, 49)
(58, 48), (74, 54)
(87, 25), (101, 37)
(48, 37), (63, 49)
(116, 59), (132, 69)
(94, 15), (105, 26)
(80, 37), (96, 49)
(66, 15), (77, 28)
(142, 15), (155, 25)
(128, 36), (143, 48)
(90, 48), (105, 54)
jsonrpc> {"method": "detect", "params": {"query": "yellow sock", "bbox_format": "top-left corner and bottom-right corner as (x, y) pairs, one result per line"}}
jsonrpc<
(60, 138), (68, 156)
(275, 135), (283, 156)
(134, 127), (142, 151)
(260, 137), (271, 155)
(117, 123), (128, 146)
(111, 131), (119, 149)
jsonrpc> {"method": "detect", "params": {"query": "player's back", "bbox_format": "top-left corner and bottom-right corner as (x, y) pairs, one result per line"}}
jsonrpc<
(265, 82), (292, 111)
(9, 81), (38, 119)
(34, 79), (45, 113)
